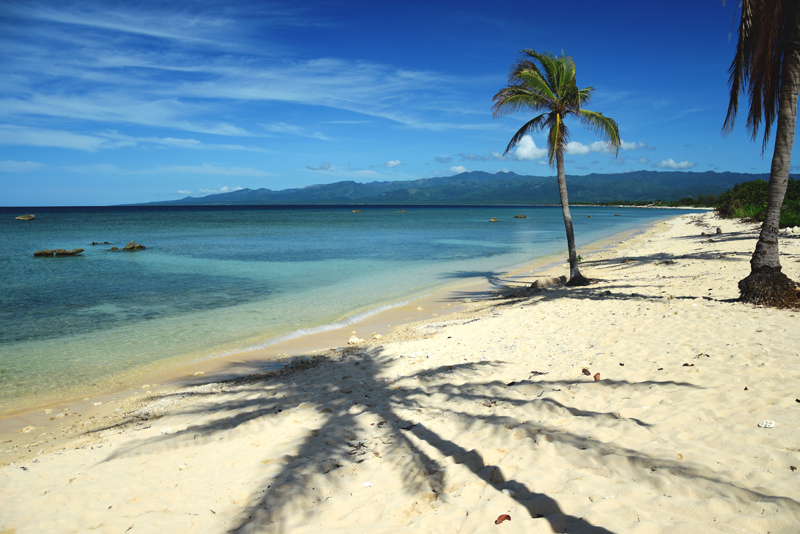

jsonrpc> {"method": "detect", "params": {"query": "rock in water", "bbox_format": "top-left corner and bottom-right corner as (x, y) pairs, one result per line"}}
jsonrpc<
(34, 248), (84, 256)
(489, 217), (498, 222)
(15, 214), (35, 220)
(513, 214), (526, 218)
(123, 241), (146, 251)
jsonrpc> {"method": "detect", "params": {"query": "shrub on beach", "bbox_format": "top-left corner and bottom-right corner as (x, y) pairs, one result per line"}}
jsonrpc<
(716, 178), (800, 228)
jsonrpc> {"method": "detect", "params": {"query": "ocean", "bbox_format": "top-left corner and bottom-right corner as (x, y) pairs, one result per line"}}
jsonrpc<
(0, 205), (699, 414)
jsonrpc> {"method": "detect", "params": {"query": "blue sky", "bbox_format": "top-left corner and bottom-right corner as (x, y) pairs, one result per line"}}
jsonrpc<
(1, 0), (797, 206)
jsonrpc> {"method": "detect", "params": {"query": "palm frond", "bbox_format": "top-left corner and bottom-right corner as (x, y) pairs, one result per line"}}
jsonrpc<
(515, 70), (557, 102)
(579, 110), (621, 155)
(492, 86), (551, 118)
(723, 0), (793, 153)
(578, 86), (593, 106)
(503, 114), (549, 155)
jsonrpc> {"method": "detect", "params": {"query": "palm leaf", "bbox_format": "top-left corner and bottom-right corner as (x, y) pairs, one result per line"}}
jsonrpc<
(503, 114), (549, 155)
(579, 110), (621, 155)
(723, 0), (791, 152)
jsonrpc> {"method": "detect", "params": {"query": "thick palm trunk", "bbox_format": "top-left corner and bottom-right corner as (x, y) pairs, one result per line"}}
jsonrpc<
(738, 2), (800, 308)
(555, 149), (589, 286)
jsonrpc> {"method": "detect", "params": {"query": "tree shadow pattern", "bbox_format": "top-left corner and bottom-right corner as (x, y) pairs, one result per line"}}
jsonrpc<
(94, 340), (800, 533)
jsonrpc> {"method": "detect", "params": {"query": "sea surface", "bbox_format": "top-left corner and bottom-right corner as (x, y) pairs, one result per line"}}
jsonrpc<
(0, 205), (699, 414)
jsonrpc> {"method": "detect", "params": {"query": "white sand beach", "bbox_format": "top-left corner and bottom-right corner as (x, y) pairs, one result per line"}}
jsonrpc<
(2, 211), (799, 533)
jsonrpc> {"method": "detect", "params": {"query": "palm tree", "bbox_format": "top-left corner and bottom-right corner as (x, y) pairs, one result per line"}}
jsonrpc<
(724, 0), (800, 307)
(492, 50), (620, 286)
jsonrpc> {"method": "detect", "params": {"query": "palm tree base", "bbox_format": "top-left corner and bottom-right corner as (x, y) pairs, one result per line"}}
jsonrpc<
(738, 266), (800, 308)
(566, 273), (595, 287)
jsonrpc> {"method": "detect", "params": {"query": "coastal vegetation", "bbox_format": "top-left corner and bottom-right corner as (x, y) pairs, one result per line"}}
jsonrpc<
(492, 50), (620, 286)
(723, 0), (800, 307)
(716, 177), (800, 227)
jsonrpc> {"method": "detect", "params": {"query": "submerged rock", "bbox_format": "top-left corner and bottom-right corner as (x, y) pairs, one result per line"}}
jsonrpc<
(54, 248), (85, 256)
(513, 214), (526, 218)
(122, 241), (146, 251)
(15, 214), (35, 221)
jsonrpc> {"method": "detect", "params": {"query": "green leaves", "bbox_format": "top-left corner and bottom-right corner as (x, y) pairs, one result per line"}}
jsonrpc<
(492, 49), (620, 164)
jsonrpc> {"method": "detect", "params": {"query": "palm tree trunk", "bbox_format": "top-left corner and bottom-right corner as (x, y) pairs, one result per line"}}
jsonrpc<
(555, 149), (589, 286)
(738, 2), (800, 308)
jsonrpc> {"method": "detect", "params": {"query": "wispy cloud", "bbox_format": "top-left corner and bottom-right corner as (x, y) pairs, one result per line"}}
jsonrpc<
(159, 164), (270, 177)
(0, 124), (274, 153)
(457, 152), (490, 162)
(0, 159), (46, 172)
(434, 156), (452, 164)
(306, 162), (332, 171)
(0, 124), (115, 151)
(0, 2), (493, 137)
(260, 122), (331, 140)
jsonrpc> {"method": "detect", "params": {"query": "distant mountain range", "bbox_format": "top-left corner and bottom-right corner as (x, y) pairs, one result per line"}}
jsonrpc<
(137, 170), (770, 206)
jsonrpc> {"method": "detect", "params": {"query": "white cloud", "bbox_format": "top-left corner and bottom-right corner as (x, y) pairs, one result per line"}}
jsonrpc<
(655, 158), (696, 170)
(449, 165), (467, 173)
(385, 160), (402, 168)
(177, 190), (192, 195)
(621, 140), (646, 150)
(507, 135), (547, 161)
(0, 160), (46, 172)
(565, 141), (607, 155)
(490, 151), (505, 161)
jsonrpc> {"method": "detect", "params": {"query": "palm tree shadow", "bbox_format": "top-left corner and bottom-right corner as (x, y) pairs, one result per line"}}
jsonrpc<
(87, 337), (800, 533)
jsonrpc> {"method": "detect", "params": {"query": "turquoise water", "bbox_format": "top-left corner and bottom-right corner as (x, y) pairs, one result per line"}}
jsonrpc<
(0, 205), (698, 412)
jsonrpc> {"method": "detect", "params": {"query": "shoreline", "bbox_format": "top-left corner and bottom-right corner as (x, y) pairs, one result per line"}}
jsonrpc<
(2, 211), (800, 533)
(0, 214), (670, 459)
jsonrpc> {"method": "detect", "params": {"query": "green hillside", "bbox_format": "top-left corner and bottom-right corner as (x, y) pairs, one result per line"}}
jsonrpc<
(138, 170), (770, 206)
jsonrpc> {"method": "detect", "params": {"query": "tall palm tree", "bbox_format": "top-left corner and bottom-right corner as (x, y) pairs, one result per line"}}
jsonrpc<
(492, 50), (620, 286)
(724, 0), (800, 307)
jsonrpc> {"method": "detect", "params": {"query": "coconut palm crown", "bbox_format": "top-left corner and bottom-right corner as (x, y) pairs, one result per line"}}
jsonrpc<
(492, 50), (620, 285)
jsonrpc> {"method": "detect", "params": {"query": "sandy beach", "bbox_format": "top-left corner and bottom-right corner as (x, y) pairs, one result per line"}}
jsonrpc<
(2, 210), (799, 533)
